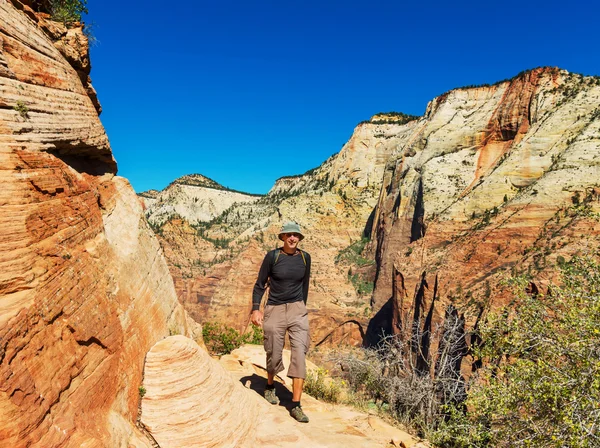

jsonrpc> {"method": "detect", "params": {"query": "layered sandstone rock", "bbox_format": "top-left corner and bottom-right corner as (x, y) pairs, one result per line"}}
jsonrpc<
(0, 2), (200, 445)
(141, 336), (425, 448)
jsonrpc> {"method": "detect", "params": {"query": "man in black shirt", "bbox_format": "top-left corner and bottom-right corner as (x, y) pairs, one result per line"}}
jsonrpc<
(251, 222), (311, 423)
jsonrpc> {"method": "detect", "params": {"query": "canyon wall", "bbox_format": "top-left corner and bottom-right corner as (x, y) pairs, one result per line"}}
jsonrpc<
(368, 68), (600, 335)
(0, 1), (200, 446)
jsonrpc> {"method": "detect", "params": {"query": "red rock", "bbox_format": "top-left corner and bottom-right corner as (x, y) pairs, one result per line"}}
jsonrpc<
(0, 3), (200, 445)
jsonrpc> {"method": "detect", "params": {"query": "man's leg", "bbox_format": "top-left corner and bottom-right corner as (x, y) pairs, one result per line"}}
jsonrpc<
(263, 304), (286, 376)
(292, 377), (304, 402)
(287, 301), (310, 380)
(263, 304), (285, 404)
(287, 302), (310, 422)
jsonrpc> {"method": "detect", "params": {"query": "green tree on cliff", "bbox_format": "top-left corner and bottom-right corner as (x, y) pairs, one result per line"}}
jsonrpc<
(49, 0), (88, 23)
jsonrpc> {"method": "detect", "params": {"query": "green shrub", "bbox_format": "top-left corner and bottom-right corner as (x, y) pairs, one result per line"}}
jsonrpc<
(336, 238), (375, 297)
(349, 273), (374, 296)
(138, 386), (146, 398)
(304, 367), (343, 403)
(435, 256), (600, 447)
(335, 237), (373, 266)
(244, 322), (264, 345)
(13, 100), (29, 119)
(50, 0), (88, 23)
(202, 322), (263, 356)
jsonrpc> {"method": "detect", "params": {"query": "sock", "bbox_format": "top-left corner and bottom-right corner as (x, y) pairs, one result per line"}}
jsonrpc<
(291, 400), (301, 408)
(265, 383), (275, 390)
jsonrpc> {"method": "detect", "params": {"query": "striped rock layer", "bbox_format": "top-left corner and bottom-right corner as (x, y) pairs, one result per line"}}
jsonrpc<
(142, 336), (425, 448)
(0, 1), (200, 446)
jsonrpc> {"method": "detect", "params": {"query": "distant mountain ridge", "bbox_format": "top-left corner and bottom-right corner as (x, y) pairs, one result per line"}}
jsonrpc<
(164, 173), (265, 196)
(169, 173), (223, 189)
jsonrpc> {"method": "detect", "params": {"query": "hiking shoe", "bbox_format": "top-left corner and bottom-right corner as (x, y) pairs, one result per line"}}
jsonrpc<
(264, 387), (279, 405)
(290, 405), (309, 423)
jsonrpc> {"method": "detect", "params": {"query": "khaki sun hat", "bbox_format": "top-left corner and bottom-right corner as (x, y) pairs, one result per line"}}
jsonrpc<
(278, 221), (304, 241)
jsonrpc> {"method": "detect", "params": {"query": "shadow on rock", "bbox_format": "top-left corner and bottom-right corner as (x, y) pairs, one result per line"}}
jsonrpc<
(240, 374), (295, 409)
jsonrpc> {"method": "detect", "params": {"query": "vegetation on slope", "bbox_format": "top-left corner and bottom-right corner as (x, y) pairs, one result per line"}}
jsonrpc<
(318, 255), (600, 447)
(437, 66), (600, 100)
(434, 256), (600, 447)
(357, 111), (421, 126)
(202, 322), (263, 356)
(335, 237), (375, 298)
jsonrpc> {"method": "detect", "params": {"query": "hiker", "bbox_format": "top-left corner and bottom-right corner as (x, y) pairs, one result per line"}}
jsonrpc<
(251, 221), (312, 423)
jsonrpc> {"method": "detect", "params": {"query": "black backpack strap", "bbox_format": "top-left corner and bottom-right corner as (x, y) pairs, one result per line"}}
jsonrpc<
(272, 248), (281, 267)
(298, 249), (306, 265)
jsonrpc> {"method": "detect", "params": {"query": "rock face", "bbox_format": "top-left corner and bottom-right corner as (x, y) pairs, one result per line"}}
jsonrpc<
(142, 336), (258, 447)
(0, 2), (200, 446)
(368, 67), (600, 333)
(141, 336), (425, 448)
(147, 115), (417, 346)
(141, 174), (262, 227)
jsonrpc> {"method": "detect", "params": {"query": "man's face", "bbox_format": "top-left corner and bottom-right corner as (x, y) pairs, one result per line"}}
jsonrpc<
(282, 232), (301, 252)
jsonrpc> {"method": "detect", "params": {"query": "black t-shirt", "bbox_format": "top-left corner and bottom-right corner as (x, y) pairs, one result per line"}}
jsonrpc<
(252, 249), (311, 311)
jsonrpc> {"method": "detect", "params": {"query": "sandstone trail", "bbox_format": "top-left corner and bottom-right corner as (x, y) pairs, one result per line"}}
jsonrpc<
(139, 336), (428, 448)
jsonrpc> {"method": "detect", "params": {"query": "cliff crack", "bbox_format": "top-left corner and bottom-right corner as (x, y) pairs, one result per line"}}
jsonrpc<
(76, 336), (108, 350)
(47, 309), (64, 325)
(410, 177), (426, 242)
(28, 179), (63, 196)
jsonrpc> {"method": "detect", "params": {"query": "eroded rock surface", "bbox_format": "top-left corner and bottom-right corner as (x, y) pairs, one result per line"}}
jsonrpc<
(0, 2), (200, 445)
(141, 336), (425, 448)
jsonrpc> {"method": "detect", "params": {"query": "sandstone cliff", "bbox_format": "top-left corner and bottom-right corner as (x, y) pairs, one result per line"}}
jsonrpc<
(0, 2), (200, 446)
(368, 67), (600, 337)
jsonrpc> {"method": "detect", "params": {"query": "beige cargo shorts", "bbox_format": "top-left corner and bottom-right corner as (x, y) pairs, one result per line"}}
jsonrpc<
(262, 301), (310, 379)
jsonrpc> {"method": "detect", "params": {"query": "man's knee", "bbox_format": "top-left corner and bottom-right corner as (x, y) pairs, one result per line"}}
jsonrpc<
(287, 350), (307, 379)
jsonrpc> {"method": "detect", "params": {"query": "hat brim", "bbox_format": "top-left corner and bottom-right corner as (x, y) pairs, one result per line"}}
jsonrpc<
(278, 232), (304, 241)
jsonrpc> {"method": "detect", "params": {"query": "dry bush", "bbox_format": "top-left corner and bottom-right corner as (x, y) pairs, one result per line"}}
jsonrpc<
(330, 310), (468, 437)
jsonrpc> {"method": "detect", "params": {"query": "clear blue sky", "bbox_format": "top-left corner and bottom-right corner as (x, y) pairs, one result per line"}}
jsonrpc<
(87, 0), (599, 195)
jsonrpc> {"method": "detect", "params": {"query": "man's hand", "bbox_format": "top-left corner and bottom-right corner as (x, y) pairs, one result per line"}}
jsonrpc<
(251, 310), (264, 326)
